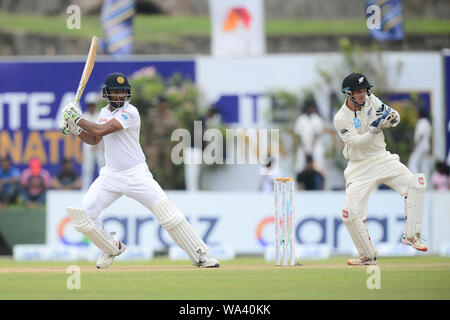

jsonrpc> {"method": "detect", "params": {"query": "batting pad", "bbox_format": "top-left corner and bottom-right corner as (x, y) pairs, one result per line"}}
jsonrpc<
(342, 208), (375, 259)
(152, 198), (208, 263)
(66, 207), (120, 256)
(404, 173), (427, 238)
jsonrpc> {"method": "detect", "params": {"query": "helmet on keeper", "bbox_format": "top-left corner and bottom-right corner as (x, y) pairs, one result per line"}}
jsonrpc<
(341, 72), (373, 108)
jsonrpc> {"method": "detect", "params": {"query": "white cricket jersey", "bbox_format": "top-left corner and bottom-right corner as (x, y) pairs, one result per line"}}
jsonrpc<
(414, 118), (431, 148)
(294, 113), (323, 153)
(97, 102), (146, 171)
(333, 94), (390, 161)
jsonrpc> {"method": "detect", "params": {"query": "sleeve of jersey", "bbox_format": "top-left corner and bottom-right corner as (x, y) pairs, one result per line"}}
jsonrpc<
(372, 94), (399, 115)
(333, 114), (377, 147)
(114, 108), (139, 129)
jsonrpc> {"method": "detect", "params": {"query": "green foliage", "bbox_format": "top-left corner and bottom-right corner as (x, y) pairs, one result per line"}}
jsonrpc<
(127, 66), (231, 188)
(267, 40), (422, 169)
(265, 88), (320, 162)
(267, 89), (300, 125)
(126, 67), (209, 189)
(316, 38), (424, 163)
(129, 67), (201, 129)
(384, 93), (426, 164)
(1, 11), (448, 42)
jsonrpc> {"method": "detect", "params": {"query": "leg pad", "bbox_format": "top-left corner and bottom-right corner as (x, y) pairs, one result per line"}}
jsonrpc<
(67, 207), (120, 256)
(342, 208), (375, 259)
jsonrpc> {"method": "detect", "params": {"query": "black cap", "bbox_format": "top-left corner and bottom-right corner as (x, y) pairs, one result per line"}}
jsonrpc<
(102, 73), (131, 91)
(341, 73), (372, 93)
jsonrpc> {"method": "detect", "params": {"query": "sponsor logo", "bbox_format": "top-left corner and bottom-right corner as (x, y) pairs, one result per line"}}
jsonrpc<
(223, 8), (251, 31)
(58, 216), (90, 247)
(256, 215), (390, 248)
(353, 117), (362, 129)
(418, 177), (425, 185)
(256, 217), (274, 246)
(340, 128), (349, 135)
(342, 210), (349, 218)
(121, 109), (129, 120)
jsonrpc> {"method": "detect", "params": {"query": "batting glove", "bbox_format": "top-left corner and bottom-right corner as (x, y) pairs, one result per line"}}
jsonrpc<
(63, 103), (83, 125)
(60, 119), (82, 136)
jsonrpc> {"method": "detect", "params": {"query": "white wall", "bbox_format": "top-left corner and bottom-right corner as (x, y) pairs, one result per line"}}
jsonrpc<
(46, 190), (449, 256)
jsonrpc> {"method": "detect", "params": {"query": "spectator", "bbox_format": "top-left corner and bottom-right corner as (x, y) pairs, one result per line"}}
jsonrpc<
(20, 158), (51, 208)
(143, 95), (179, 189)
(0, 156), (21, 207)
(408, 107), (432, 181)
(53, 158), (81, 190)
(184, 105), (224, 191)
(296, 154), (325, 190)
(81, 93), (105, 190)
(294, 96), (325, 174)
(431, 161), (449, 191)
(259, 157), (282, 193)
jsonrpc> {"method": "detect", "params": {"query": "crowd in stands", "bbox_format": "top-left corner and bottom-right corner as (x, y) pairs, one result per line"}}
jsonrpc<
(0, 156), (81, 209)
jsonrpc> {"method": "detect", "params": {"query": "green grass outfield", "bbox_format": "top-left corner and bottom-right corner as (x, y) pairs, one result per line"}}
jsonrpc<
(0, 256), (449, 300)
(0, 12), (449, 42)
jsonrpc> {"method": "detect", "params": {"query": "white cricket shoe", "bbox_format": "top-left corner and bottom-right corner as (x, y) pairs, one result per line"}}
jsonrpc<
(347, 255), (377, 266)
(195, 252), (220, 268)
(401, 234), (428, 252)
(96, 241), (127, 269)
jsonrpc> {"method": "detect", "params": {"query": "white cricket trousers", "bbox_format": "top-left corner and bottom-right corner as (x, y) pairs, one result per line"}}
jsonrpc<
(344, 152), (414, 221)
(81, 162), (167, 228)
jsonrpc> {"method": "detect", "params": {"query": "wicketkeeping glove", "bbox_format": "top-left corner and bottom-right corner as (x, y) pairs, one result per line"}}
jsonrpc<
(375, 104), (388, 117)
(381, 109), (400, 128)
(375, 104), (400, 128)
(369, 107), (391, 134)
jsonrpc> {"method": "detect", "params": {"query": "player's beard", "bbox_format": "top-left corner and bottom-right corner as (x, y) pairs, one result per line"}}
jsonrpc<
(109, 97), (126, 109)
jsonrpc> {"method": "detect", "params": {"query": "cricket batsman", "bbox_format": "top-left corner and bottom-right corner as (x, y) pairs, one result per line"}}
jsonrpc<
(59, 72), (219, 269)
(334, 72), (428, 266)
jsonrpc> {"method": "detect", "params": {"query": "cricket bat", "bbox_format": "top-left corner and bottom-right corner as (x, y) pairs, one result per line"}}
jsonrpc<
(73, 36), (98, 107)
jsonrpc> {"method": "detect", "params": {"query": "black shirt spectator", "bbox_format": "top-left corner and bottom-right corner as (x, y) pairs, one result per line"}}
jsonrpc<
(53, 158), (81, 190)
(296, 154), (324, 190)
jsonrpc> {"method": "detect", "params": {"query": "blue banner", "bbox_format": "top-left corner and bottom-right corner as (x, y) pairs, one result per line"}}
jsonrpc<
(366, 0), (404, 41)
(0, 59), (195, 176)
(101, 0), (135, 56)
(445, 52), (450, 164)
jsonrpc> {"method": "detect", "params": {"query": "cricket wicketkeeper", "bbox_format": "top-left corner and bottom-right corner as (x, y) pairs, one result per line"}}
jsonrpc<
(334, 72), (428, 266)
